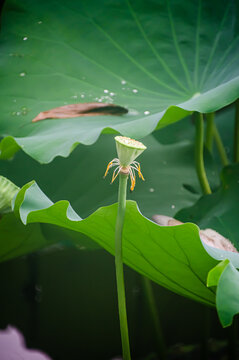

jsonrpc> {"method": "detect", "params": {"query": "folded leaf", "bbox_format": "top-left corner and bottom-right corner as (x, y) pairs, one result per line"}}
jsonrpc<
(207, 259), (230, 287)
(0, 176), (19, 214)
(207, 260), (239, 327)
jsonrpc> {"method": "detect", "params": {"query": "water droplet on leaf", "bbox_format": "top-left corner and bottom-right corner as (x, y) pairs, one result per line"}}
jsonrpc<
(192, 92), (201, 99)
(21, 106), (28, 115)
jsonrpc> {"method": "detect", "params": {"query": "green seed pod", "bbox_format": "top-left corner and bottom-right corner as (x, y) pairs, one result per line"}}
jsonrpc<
(115, 136), (146, 167)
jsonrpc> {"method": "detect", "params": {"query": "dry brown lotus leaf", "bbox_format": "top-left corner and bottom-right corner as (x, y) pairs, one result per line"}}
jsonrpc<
(32, 103), (128, 122)
(152, 215), (238, 253)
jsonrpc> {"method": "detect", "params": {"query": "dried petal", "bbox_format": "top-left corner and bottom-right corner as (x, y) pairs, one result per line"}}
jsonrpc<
(32, 103), (128, 122)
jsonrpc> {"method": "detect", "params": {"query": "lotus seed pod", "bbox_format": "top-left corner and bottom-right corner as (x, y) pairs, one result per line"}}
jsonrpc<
(115, 136), (146, 167)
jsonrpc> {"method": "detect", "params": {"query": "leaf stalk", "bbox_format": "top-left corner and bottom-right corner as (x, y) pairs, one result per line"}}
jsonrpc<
(142, 276), (166, 359)
(213, 125), (229, 166)
(194, 112), (212, 195)
(115, 172), (131, 360)
(205, 113), (214, 152)
(205, 112), (229, 166)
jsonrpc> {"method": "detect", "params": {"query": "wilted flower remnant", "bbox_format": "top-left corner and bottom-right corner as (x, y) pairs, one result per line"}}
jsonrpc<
(104, 136), (147, 191)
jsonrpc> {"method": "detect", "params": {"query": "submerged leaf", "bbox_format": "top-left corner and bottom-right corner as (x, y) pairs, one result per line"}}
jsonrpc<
(32, 103), (128, 122)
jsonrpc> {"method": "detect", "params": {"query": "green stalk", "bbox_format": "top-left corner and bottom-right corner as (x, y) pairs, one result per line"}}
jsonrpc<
(200, 306), (211, 360)
(194, 115), (214, 360)
(115, 172), (131, 360)
(194, 112), (212, 195)
(205, 112), (229, 166)
(228, 317), (238, 360)
(195, 113), (212, 360)
(234, 99), (239, 163)
(142, 276), (166, 359)
(205, 113), (214, 152)
(214, 125), (229, 166)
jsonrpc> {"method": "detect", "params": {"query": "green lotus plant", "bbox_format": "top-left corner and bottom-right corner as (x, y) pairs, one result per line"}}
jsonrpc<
(104, 136), (146, 359)
(0, 0), (239, 358)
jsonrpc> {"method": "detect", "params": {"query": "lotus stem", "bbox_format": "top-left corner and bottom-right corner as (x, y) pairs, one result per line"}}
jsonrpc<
(234, 99), (239, 163)
(213, 125), (229, 167)
(105, 136), (146, 360)
(205, 113), (214, 152)
(142, 276), (166, 359)
(205, 113), (229, 166)
(194, 112), (212, 195)
(115, 172), (131, 360)
(200, 306), (211, 360)
(228, 317), (238, 360)
(195, 113), (212, 359)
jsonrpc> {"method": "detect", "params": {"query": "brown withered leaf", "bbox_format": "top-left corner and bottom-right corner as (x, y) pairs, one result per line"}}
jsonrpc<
(32, 102), (128, 122)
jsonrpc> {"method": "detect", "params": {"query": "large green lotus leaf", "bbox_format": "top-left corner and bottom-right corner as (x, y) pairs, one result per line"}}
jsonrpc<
(208, 260), (239, 327)
(1, 134), (219, 220)
(13, 181), (218, 306)
(0, 212), (97, 262)
(176, 164), (239, 260)
(0, 0), (238, 163)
